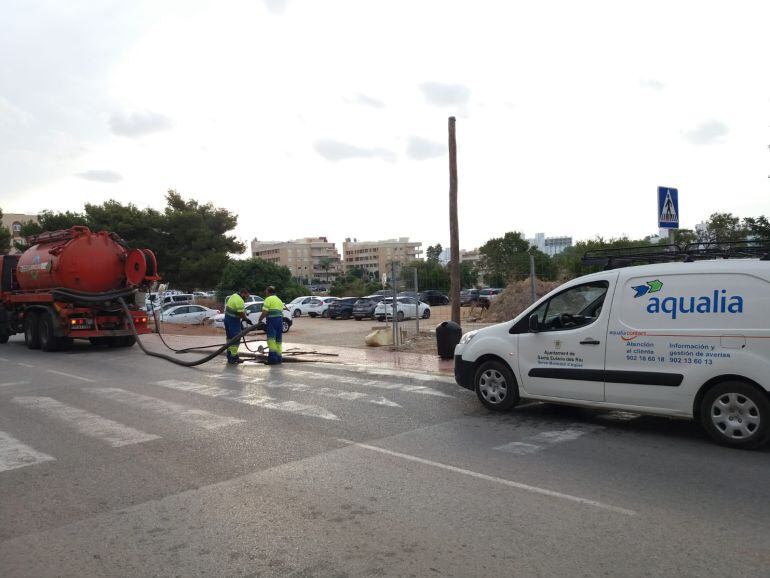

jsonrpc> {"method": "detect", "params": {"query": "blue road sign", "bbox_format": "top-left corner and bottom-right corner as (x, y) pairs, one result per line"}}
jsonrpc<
(658, 186), (679, 229)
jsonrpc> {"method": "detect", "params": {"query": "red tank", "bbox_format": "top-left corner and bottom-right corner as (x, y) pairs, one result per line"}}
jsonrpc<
(16, 226), (158, 293)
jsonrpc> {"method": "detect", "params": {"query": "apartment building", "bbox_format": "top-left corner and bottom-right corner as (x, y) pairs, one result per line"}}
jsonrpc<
(527, 232), (573, 256)
(250, 237), (342, 282)
(1, 213), (38, 255)
(342, 237), (422, 275)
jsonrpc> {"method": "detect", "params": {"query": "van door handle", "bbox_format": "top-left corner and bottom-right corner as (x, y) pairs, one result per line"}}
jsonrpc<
(580, 339), (601, 345)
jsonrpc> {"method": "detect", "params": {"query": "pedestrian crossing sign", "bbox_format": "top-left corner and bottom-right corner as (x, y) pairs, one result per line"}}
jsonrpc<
(658, 186), (679, 229)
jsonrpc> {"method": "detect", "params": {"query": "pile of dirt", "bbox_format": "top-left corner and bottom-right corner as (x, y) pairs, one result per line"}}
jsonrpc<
(485, 278), (561, 322)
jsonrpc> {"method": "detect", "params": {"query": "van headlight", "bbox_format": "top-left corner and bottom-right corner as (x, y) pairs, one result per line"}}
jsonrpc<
(459, 330), (479, 345)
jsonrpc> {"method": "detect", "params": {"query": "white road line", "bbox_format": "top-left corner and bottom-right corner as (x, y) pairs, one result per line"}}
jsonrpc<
(276, 369), (453, 398)
(89, 388), (245, 430)
(46, 369), (95, 383)
(17, 362), (35, 369)
(0, 430), (56, 473)
(215, 375), (400, 407)
(11, 396), (160, 447)
(0, 381), (29, 388)
(0, 356), (10, 362)
(343, 366), (456, 385)
(338, 439), (636, 516)
(495, 425), (604, 456)
(155, 380), (339, 421)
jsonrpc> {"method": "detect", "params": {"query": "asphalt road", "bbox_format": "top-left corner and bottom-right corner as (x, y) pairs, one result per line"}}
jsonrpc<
(1, 335), (769, 577)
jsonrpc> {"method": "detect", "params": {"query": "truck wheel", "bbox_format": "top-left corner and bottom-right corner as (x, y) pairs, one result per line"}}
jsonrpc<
(121, 335), (136, 347)
(38, 314), (62, 352)
(0, 332), (9, 344)
(24, 312), (41, 350)
(700, 381), (770, 449)
(474, 360), (520, 412)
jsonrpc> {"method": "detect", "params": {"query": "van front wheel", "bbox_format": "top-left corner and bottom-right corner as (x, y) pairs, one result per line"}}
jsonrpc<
(700, 381), (770, 449)
(474, 360), (519, 412)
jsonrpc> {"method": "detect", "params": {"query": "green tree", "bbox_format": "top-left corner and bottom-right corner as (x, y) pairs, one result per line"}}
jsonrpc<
(329, 273), (381, 297)
(217, 258), (308, 302)
(425, 243), (443, 263)
(159, 190), (244, 290)
(700, 212), (746, 243)
(407, 259), (450, 291)
(37, 210), (88, 231)
(21, 191), (245, 290)
(554, 236), (650, 278)
(459, 261), (478, 288)
(672, 229), (698, 247)
(478, 232), (533, 286)
(0, 209), (11, 254)
(743, 215), (770, 239)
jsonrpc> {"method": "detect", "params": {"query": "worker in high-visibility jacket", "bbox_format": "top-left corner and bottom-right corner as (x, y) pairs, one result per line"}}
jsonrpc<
(224, 288), (251, 364)
(258, 286), (284, 364)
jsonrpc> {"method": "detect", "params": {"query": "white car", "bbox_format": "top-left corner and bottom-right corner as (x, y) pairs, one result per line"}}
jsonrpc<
(211, 302), (292, 333)
(223, 294), (264, 310)
(285, 295), (319, 318)
(307, 296), (338, 318)
(374, 297), (431, 322)
(454, 255), (770, 450)
(160, 304), (220, 324)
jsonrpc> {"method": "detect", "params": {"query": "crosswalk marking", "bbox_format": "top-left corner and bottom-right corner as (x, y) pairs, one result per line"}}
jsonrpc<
(0, 381), (28, 388)
(274, 369), (453, 398)
(89, 388), (245, 430)
(0, 430), (56, 472)
(46, 369), (95, 383)
(215, 375), (400, 407)
(12, 396), (160, 447)
(340, 365), (456, 385)
(155, 380), (339, 421)
(495, 425), (604, 456)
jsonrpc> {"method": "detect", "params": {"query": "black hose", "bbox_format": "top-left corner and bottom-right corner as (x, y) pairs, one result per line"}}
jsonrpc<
(119, 297), (261, 367)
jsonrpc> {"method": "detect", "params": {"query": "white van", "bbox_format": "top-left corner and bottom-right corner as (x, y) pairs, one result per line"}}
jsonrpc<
(453, 257), (770, 449)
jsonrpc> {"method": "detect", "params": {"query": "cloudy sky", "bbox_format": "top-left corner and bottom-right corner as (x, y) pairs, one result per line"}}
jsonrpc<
(1, 0), (768, 254)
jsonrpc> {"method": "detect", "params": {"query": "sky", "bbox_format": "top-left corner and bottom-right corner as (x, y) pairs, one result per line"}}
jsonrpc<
(1, 0), (769, 256)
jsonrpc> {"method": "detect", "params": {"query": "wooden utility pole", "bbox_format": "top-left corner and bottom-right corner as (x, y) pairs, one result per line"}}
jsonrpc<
(448, 116), (461, 324)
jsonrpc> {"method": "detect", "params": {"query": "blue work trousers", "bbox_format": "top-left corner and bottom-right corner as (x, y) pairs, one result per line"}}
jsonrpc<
(224, 315), (242, 363)
(265, 316), (283, 364)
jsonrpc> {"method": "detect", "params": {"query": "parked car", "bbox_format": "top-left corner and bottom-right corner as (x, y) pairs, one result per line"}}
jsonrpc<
(160, 293), (195, 309)
(453, 257), (770, 449)
(375, 297), (431, 321)
(211, 302), (292, 333)
(328, 297), (359, 320)
(307, 296), (338, 318)
(418, 289), (450, 306)
(479, 288), (503, 308)
(460, 289), (480, 306)
(352, 295), (388, 320)
(161, 304), (220, 324)
(222, 294), (264, 310)
(286, 295), (319, 317)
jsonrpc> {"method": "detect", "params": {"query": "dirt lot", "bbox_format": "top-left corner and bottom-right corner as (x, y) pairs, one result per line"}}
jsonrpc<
(154, 305), (494, 355)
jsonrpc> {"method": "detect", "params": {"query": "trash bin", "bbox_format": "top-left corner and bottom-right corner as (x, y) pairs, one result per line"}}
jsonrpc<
(436, 320), (462, 360)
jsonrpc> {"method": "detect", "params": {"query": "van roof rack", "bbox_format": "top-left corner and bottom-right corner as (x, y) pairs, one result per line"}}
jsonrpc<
(582, 240), (770, 269)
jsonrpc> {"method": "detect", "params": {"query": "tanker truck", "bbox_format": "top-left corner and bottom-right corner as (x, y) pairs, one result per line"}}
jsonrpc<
(0, 226), (159, 351)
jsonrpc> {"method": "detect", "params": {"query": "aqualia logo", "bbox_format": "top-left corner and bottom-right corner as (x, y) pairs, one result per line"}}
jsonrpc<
(631, 280), (744, 319)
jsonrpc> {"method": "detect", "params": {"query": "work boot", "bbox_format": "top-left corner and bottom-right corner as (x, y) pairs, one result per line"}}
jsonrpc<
(228, 357), (244, 365)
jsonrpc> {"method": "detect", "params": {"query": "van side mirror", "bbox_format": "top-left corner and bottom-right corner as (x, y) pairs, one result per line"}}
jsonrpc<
(528, 313), (540, 333)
